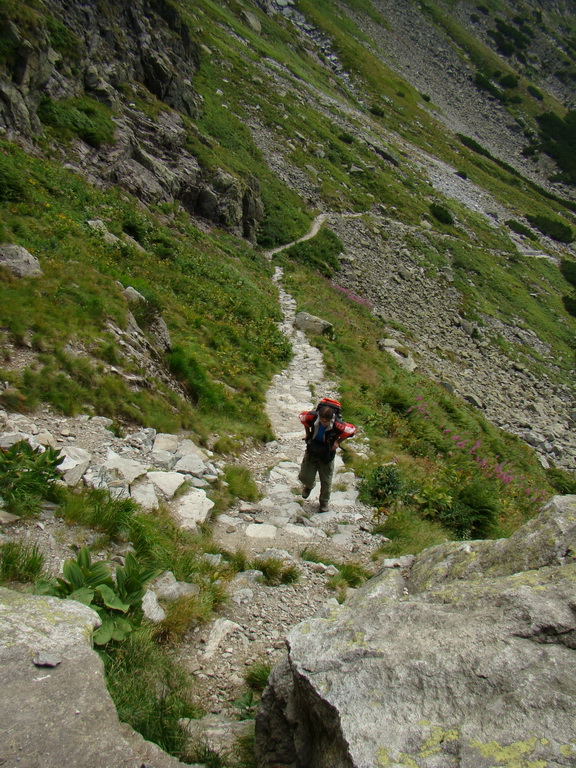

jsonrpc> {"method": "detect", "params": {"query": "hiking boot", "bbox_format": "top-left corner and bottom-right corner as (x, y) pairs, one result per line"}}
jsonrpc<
(301, 486), (312, 499)
(319, 503), (329, 513)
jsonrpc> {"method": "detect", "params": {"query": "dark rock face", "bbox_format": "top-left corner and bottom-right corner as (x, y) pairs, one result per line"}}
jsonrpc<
(256, 495), (576, 768)
(0, 0), (263, 239)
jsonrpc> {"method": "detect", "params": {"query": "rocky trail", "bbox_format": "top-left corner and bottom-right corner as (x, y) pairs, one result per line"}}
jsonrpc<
(0, 265), (383, 755)
(177, 265), (381, 741)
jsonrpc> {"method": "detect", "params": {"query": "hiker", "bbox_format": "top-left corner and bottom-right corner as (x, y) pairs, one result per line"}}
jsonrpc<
(298, 398), (356, 513)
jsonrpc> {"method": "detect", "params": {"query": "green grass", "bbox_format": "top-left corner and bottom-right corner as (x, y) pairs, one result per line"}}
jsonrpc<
(102, 626), (200, 758)
(0, 541), (45, 583)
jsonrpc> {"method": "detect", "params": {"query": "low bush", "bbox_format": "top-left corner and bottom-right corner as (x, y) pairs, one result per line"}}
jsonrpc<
(0, 440), (64, 516)
(526, 214), (573, 243)
(505, 219), (538, 241)
(37, 96), (116, 148)
(358, 464), (402, 508)
(560, 259), (576, 288)
(527, 84), (544, 100)
(429, 203), (454, 225)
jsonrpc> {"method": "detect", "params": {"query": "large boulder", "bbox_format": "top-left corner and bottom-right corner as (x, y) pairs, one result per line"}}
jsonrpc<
(255, 496), (576, 768)
(0, 588), (196, 768)
(0, 244), (42, 277)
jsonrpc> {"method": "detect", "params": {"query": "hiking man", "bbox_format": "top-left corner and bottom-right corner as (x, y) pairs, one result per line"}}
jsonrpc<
(298, 398), (356, 513)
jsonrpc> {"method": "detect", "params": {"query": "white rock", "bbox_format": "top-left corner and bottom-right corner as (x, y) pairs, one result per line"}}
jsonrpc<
(173, 454), (206, 476)
(203, 618), (243, 659)
(152, 433), (179, 453)
(147, 471), (187, 498)
(175, 438), (210, 461)
(130, 480), (159, 510)
(58, 446), (92, 486)
(103, 449), (147, 484)
(141, 590), (166, 623)
(173, 488), (214, 527)
(245, 523), (277, 539)
(283, 523), (317, 539)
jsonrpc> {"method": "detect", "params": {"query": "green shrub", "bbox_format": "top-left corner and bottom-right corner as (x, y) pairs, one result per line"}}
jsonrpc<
(0, 440), (64, 516)
(0, 541), (45, 583)
(560, 259), (576, 288)
(527, 84), (544, 100)
(370, 104), (386, 117)
(434, 480), (501, 539)
(526, 214), (573, 243)
(537, 110), (576, 186)
(36, 546), (158, 645)
(358, 464), (402, 507)
(37, 96), (115, 148)
(505, 219), (538, 241)
(430, 203), (454, 225)
(338, 132), (355, 144)
(562, 294), (576, 317)
(499, 73), (519, 88)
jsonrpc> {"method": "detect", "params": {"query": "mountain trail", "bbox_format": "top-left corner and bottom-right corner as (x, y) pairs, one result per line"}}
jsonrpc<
(180, 266), (381, 720)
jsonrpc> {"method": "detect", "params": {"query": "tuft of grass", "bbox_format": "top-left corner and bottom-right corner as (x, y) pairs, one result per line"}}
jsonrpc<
(0, 541), (45, 583)
(59, 488), (139, 538)
(223, 465), (261, 503)
(244, 661), (272, 692)
(255, 557), (300, 586)
(37, 96), (116, 148)
(102, 626), (199, 757)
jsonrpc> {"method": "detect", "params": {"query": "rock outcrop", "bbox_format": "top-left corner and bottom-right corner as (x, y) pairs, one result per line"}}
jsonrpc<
(0, 588), (198, 768)
(255, 495), (576, 768)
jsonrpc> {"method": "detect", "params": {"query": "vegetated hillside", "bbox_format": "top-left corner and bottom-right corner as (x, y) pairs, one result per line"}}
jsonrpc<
(2, 0), (576, 763)
(0, 0), (574, 491)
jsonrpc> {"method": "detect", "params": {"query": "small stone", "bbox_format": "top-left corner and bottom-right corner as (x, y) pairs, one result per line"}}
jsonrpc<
(33, 651), (62, 668)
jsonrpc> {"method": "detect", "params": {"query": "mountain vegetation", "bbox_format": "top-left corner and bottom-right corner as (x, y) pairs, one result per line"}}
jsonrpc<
(0, 0), (575, 763)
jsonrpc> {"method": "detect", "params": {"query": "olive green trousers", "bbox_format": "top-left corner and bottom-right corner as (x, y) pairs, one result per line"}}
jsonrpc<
(298, 450), (335, 506)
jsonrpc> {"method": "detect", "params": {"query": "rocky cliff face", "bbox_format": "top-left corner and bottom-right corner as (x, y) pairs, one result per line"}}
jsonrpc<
(255, 495), (576, 768)
(0, 0), (263, 238)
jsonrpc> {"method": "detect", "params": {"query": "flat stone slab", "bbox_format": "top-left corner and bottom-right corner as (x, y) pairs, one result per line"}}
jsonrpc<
(147, 471), (187, 498)
(173, 488), (214, 526)
(245, 523), (277, 539)
(103, 449), (147, 484)
(130, 480), (159, 510)
(174, 454), (206, 476)
(283, 523), (318, 539)
(152, 433), (179, 453)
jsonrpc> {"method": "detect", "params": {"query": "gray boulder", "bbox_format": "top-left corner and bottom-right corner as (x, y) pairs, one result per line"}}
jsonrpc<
(0, 588), (195, 768)
(0, 244), (42, 277)
(256, 495), (576, 768)
(294, 312), (334, 338)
